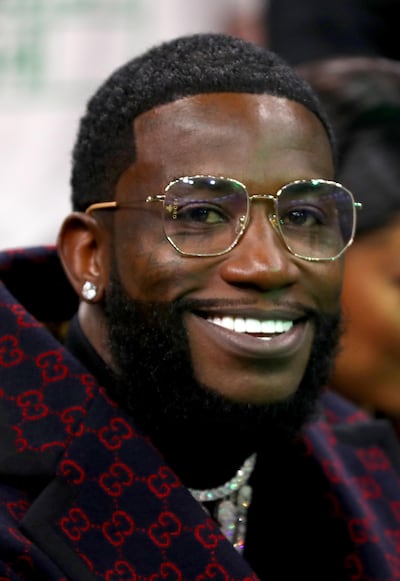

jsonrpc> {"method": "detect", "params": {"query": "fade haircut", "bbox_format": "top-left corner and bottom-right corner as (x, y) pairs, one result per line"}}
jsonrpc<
(71, 33), (333, 211)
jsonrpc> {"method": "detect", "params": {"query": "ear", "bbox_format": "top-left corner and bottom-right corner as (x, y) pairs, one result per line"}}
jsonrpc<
(57, 212), (110, 303)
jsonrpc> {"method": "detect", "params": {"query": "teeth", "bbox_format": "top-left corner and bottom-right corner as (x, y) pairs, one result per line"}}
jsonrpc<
(207, 316), (293, 335)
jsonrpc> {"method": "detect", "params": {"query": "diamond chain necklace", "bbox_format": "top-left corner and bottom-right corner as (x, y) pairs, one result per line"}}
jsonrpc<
(188, 453), (256, 554)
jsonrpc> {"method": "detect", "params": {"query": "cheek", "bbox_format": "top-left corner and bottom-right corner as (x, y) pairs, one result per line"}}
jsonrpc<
(306, 260), (343, 312)
(112, 218), (209, 300)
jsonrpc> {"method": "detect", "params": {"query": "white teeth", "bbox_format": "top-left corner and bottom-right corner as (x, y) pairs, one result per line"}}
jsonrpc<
(246, 319), (262, 333)
(207, 316), (293, 335)
(234, 318), (246, 333)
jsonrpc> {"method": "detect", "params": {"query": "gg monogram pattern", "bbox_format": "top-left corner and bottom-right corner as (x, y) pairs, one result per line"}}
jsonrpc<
(0, 247), (258, 580)
(1, 247), (400, 580)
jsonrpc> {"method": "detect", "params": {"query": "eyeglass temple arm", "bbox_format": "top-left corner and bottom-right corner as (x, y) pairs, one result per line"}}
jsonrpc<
(85, 201), (117, 214)
(85, 196), (166, 214)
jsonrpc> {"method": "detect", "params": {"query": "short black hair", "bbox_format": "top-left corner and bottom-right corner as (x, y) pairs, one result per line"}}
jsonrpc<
(71, 33), (333, 211)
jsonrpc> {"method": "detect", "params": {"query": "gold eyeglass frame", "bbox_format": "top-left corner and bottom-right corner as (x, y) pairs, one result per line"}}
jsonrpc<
(85, 175), (362, 261)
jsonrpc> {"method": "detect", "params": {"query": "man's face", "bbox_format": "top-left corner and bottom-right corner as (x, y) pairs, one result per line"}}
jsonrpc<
(107, 93), (342, 406)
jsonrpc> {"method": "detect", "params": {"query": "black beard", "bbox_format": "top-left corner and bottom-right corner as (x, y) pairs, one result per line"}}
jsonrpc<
(102, 270), (341, 484)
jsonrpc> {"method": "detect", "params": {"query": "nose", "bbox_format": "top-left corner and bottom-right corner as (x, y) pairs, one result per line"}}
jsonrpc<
(219, 203), (300, 291)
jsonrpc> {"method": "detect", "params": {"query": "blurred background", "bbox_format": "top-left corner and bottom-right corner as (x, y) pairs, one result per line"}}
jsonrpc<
(1, 0), (399, 249)
(0, 0), (263, 249)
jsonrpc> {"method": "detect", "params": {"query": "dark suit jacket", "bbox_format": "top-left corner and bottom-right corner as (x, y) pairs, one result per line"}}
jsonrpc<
(1, 247), (400, 580)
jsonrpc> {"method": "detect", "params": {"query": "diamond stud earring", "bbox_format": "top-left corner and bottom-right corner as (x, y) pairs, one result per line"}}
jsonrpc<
(81, 280), (98, 302)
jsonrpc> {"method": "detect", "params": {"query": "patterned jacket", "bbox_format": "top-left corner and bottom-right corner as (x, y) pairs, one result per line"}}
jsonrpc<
(0, 246), (400, 580)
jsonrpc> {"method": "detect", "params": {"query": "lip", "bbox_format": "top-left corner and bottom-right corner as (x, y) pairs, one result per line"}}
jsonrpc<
(187, 309), (313, 360)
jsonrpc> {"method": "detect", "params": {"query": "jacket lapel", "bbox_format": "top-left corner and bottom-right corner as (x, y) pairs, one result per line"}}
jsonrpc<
(0, 273), (258, 580)
(305, 396), (400, 578)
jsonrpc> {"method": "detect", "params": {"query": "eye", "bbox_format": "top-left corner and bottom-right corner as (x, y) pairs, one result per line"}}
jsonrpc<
(280, 205), (327, 228)
(175, 203), (228, 224)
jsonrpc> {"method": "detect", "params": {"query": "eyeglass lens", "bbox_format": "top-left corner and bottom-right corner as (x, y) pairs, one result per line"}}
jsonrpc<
(276, 180), (355, 260)
(162, 176), (355, 259)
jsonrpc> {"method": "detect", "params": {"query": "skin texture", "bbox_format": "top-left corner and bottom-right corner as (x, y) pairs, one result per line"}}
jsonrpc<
(331, 215), (400, 415)
(59, 92), (342, 407)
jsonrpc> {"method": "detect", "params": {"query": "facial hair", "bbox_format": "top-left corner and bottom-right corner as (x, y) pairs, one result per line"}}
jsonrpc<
(102, 269), (342, 476)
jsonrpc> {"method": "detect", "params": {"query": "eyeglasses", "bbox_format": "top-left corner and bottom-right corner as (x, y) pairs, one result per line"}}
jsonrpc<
(85, 175), (362, 261)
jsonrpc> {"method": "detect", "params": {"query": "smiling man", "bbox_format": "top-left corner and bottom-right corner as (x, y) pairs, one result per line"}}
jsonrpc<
(0, 34), (399, 581)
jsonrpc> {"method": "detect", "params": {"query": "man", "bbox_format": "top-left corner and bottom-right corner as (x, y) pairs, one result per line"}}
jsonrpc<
(0, 34), (399, 580)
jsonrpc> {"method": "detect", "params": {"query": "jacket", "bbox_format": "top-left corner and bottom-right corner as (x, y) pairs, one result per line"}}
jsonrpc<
(1, 246), (400, 580)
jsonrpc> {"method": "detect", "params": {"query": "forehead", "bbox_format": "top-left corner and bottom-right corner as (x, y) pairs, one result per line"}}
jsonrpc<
(117, 93), (333, 194)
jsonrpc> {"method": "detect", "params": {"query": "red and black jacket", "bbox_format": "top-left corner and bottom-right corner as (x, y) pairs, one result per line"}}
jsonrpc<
(0, 247), (400, 580)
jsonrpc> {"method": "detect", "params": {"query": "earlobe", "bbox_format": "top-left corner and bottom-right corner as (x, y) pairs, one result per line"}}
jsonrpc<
(57, 212), (110, 303)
